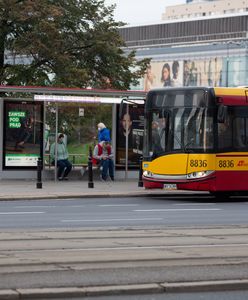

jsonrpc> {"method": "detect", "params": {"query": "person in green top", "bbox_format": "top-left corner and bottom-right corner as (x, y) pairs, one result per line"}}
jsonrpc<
(50, 133), (72, 180)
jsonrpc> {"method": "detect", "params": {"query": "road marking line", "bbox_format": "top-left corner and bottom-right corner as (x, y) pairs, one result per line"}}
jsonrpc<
(77, 243), (248, 251)
(99, 204), (140, 207)
(61, 218), (163, 223)
(14, 205), (85, 208)
(134, 208), (221, 212)
(13, 243), (248, 252)
(0, 212), (45, 215)
(14, 206), (58, 208)
(173, 203), (216, 206)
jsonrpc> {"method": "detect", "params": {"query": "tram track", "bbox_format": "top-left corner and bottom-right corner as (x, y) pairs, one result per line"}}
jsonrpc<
(0, 226), (248, 291)
(1, 226), (248, 265)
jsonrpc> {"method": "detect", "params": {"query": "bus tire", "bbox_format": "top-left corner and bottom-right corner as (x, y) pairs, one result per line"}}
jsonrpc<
(210, 192), (231, 199)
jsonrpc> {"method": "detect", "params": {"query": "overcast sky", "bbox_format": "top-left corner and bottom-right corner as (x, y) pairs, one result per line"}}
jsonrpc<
(104, 0), (185, 25)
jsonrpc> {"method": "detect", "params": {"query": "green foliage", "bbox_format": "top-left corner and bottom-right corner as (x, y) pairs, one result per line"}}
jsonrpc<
(67, 143), (91, 164)
(0, 0), (150, 88)
(45, 102), (112, 144)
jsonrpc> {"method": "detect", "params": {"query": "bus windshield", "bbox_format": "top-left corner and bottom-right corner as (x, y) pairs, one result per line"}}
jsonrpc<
(143, 88), (215, 159)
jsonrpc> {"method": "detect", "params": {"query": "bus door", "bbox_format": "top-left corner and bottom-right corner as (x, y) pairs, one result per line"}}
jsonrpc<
(183, 105), (214, 177)
(216, 107), (248, 191)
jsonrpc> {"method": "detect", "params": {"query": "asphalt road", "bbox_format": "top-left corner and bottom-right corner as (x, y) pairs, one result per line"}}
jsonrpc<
(0, 195), (248, 228)
(1, 195), (248, 298)
(35, 290), (248, 300)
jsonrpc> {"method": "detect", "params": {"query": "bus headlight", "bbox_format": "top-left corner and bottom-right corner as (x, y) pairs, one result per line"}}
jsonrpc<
(186, 170), (214, 179)
(143, 170), (153, 177)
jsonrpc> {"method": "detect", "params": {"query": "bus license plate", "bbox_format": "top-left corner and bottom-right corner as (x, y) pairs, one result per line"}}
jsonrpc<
(164, 184), (177, 190)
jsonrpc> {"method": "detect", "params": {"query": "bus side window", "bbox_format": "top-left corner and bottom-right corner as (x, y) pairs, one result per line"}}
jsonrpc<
(233, 117), (248, 149)
(218, 116), (232, 149)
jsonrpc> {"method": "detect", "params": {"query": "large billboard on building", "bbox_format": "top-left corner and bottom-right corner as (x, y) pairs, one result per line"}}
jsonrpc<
(141, 57), (247, 91)
(3, 101), (43, 169)
(143, 60), (184, 91)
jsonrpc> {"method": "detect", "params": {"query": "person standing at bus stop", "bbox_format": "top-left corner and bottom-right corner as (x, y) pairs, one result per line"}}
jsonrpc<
(50, 133), (72, 181)
(97, 122), (111, 143)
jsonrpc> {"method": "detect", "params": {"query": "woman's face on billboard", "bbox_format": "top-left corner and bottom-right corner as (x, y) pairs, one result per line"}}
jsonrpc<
(121, 113), (132, 132)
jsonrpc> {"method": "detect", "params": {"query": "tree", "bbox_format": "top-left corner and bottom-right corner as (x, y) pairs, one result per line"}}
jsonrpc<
(0, 0), (150, 89)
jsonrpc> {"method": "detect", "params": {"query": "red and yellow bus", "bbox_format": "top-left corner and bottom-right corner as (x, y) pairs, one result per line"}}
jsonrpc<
(142, 87), (248, 196)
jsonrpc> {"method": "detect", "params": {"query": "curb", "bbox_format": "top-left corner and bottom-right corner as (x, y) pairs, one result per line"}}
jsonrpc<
(164, 279), (248, 293)
(0, 191), (207, 201)
(1, 280), (248, 299)
(0, 192), (165, 201)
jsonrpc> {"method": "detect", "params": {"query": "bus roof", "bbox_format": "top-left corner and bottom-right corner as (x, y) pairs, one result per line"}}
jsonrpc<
(147, 86), (248, 106)
(214, 87), (248, 106)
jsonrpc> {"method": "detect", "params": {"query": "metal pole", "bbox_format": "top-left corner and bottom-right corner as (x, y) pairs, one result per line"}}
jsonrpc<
(226, 43), (229, 87)
(54, 102), (58, 182)
(43, 101), (46, 167)
(36, 157), (42, 189)
(138, 156), (143, 187)
(112, 104), (117, 170)
(125, 104), (129, 180)
(88, 146), (94, 188)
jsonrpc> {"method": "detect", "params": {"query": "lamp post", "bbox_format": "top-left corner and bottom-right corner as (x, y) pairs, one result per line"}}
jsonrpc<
(226, 42), (230, 87)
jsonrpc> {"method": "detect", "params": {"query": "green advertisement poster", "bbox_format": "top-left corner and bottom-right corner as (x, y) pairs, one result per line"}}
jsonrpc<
(3, 101), (43, 168)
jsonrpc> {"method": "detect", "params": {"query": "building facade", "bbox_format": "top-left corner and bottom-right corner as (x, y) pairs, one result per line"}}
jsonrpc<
(163, 0), (248, 21)
(119, 12), (248, 91)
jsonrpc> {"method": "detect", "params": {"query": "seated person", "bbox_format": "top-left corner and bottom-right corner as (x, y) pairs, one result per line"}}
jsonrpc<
(50, 134), (72, 181)
(152, 121), (163, 154)
(92, 141), (114, 181)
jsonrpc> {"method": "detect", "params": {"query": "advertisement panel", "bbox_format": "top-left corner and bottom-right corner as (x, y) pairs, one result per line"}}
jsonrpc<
(183, 58), (223, 87)
(143, 60), (184, 91)
(116, 104), (144, 166)
(142, 57), (225, 91)
(3, 101), (43, 169)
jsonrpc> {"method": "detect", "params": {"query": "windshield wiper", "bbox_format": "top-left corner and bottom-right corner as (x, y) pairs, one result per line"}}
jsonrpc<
(173, 133), (194, 153)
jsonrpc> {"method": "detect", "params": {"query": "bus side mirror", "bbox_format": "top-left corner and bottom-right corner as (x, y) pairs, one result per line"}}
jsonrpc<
(217, 104), (228, 123)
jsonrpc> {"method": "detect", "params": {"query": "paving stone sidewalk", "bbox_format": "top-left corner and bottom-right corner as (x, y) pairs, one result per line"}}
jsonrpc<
(0, 178), (193, 200)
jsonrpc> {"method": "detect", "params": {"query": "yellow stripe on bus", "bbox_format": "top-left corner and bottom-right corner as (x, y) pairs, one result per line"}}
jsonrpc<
(143, 153), (248, 175)
(214, 87), (248, 97)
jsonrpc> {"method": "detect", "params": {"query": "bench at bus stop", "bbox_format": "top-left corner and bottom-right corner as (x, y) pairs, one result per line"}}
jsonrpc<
(44, 153), (101, 179)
